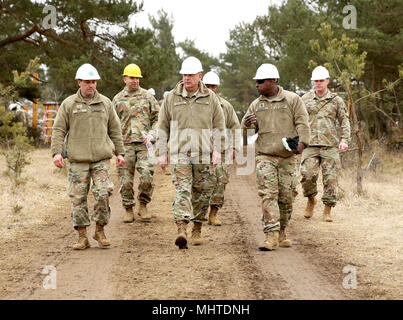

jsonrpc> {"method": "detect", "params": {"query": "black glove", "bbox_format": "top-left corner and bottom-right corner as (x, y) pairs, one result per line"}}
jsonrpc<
(282, 136), (299, 152)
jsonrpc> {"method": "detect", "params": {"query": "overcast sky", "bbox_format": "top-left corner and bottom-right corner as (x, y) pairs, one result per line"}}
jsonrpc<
(130, 0), (282, 57)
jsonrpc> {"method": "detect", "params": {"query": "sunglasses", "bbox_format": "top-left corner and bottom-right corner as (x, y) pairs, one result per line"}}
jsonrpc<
(256, 79), (276, 84)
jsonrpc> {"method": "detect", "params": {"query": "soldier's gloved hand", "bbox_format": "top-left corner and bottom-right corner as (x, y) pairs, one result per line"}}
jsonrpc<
(282, 136), (299, 153)
(243, 113), (256, 127)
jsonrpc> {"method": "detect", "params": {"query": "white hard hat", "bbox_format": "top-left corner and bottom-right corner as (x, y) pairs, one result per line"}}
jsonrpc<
(163, 91), (169, 98)
(148, 88), (156, 95)
(311, 66), (330, 80)
(75, 63), (101, 80)
(203, 71), (220, 85)
(179, 56), (203, 74)
(253, 63), (280, 80)
(9, 103), (20, 111)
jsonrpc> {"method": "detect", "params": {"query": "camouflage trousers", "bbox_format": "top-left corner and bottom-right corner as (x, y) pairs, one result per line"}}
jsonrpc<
(118, 143), (155, 209)
(171, 154), (214, 223)
(256, 155), (297, 233)
(291, 156), (299, 201)
(300, 146), (341, 207)
(210, 163), (229, 209)
(68, 160), (114, 229)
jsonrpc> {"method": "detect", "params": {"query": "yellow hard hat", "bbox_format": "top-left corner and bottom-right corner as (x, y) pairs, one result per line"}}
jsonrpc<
(123, 64), (143, 78)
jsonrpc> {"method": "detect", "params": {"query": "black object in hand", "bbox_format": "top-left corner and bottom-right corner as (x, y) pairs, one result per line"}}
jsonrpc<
(282, 136), (299, 152)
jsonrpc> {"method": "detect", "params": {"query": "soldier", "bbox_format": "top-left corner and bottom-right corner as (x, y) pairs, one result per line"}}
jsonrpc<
(300, 66), (350, 222)
(202, 71), (241, 226)
(112, 64), (160, 223)
(9, 102), (29, 127)
(241, 63), (310, 251)
(157, 56), (225, 249)
(51, 63), (125, 250)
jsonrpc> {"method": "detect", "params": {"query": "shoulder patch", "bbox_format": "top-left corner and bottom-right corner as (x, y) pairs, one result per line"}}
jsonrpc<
(256, 103), (267, 111)
(274, 105), (287, 110)
(174, 101), (187, 106)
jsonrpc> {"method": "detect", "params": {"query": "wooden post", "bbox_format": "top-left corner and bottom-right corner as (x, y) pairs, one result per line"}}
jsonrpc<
(32, 73), (38, 129)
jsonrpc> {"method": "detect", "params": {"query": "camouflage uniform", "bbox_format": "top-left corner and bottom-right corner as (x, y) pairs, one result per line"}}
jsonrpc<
(256, 155), (297, 231)
(210, 163), (229, 208)
(241, 86), (310, 232)
(291, 156), (300, 201)
(112, 86), (160, 209)
(157, 80), (225, 222)
(51, 89), (125, 229)
(68, 160), (114, 227)
(171, 154), (215, 222)
(300, 90), (350, 207)
(210, 95), (240, 209)
(14, 109), (29, 127)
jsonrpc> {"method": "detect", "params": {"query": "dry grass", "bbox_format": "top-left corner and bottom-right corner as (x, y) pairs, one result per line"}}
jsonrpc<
(0, 147), (70, 240)
(292, 150), (403, 299)
(0, 147), (402, 299)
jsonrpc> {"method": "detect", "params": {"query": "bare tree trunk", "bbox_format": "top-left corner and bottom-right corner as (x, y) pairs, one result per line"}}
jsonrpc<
(349, 93), (364, 195)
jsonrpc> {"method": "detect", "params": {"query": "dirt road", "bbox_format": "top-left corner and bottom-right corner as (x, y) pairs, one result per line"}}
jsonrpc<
(0, 159), (362, 301)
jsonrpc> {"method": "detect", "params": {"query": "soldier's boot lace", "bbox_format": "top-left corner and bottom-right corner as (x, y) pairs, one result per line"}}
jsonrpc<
(139, 202), (151, 221)
(208, 206), (221, 226)
(304, 196), (317, 219)
(258, 231), (279, 251)
(191, 222), (203, 245)
(279, 227), (292, 247)
(123, 207), (134, 223)
(93, 223), (111, 248)
(73, 227), (91, 250)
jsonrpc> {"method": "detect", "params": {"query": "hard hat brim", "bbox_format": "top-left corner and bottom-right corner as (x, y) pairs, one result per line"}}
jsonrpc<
(76, 76), (101, 80)
(311, 77), (330, 80)
(123, 74), (143, 78)
(179, 70), (203, 75)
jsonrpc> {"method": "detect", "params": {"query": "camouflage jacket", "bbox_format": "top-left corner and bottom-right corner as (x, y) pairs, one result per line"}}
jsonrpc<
(217, 95), (241, 151)
(51, 89), (124, 163)
(241, 86), (310, 158)
(156, 80), (225, 157)
(302, 90), (350, 147)
(112, 86), (160, 145)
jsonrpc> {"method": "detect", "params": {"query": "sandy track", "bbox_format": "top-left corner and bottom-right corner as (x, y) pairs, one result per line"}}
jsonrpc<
(3, 162), (360, 300)
(228, 170), (355, 300)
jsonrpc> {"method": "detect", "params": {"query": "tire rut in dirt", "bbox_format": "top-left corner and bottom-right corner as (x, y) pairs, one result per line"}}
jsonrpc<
(228, 167), (352, 300)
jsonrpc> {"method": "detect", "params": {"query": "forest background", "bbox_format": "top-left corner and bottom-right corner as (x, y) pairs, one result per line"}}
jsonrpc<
(0, 0), (402, 146)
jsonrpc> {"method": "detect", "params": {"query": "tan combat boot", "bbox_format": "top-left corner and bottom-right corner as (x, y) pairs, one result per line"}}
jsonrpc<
(139, 202), (151, 221)
(258, 231), (279, 251)
(279, 228), (292, 247)
(123, 207), (134, 223)
(175, 220), (188, 249)
(208, 206), (221, 226)
(323, 205), (333, 222)
(191, 222), (203, 245)
(304, 196), (317, 219)
(73, 227), (91, 250)
(93, 223), (111, 248)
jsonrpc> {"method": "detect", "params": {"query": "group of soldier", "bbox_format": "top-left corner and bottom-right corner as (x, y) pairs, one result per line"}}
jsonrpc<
(50, 56), (350, 252)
